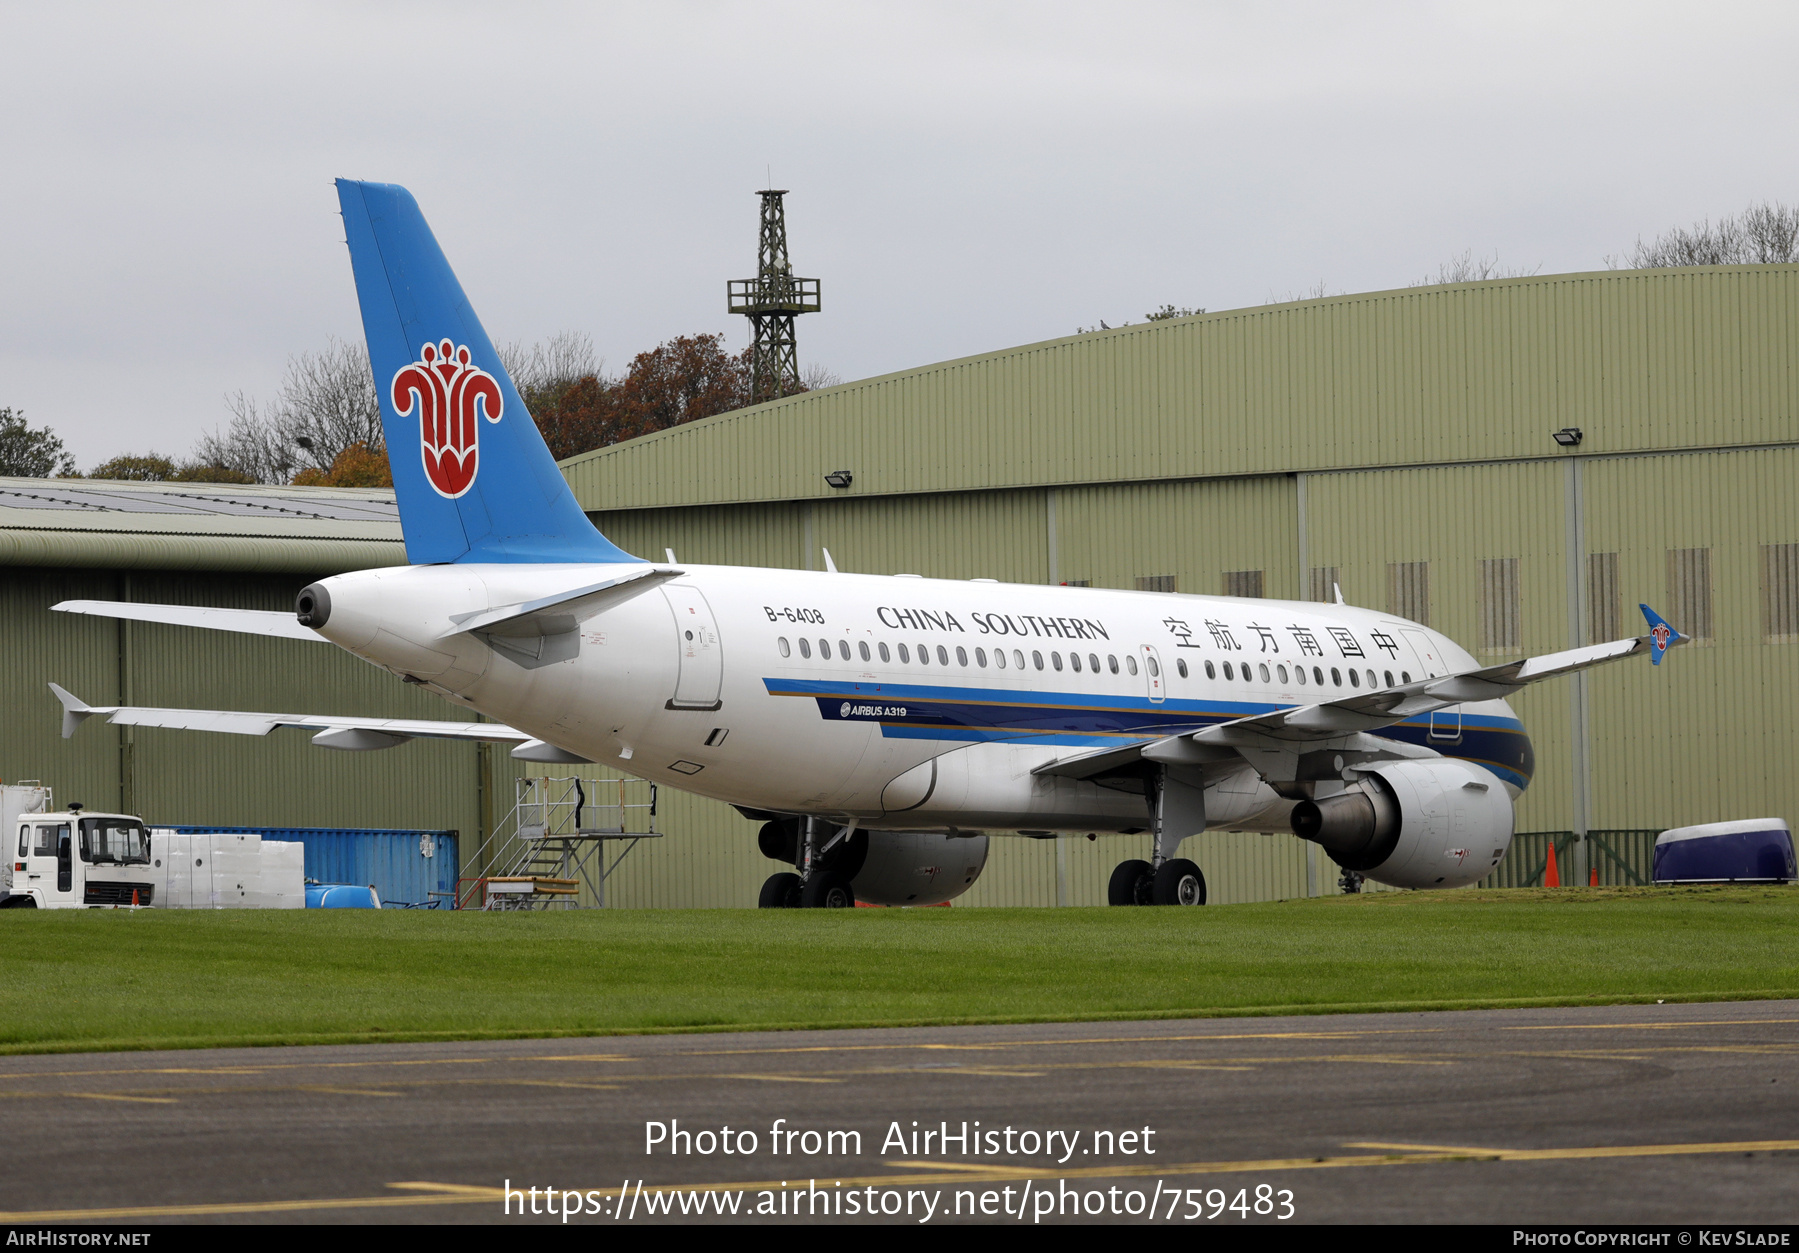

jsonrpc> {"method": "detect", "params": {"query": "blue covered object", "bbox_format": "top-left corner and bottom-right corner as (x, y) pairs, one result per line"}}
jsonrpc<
(170, 827), (455, 908)
(1653, 819), (1796, 883)
(305, 884), (382, 909)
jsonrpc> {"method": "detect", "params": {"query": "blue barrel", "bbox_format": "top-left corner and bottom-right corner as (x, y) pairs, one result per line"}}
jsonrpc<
(1653, 819), (1797, 883)
(305, 884), (381, 909)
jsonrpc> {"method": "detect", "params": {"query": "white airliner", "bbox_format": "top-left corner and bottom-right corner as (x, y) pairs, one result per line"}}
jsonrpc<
(47, 181), (1686, 909)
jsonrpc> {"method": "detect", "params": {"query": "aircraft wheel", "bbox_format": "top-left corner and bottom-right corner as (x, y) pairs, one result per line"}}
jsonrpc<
(1108, 859), (1153, 906)
(758, 872), (801, 909)
(1152, 858), (1206, 906)
(800, 872), (856, 909)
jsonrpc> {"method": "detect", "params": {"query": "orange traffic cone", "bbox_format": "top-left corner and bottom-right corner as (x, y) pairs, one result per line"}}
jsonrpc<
(1589, 867), (1599, 887)
(131, 888), (139, 906)
(1544, 841), (1561, 888)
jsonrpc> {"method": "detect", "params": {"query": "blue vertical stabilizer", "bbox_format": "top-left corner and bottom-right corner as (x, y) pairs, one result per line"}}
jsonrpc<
(335, 179), (637, 565)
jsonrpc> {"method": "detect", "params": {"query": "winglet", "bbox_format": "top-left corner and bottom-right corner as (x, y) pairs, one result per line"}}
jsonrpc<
(1639, 604), (1681, 665)
(49, 683), (96, 739)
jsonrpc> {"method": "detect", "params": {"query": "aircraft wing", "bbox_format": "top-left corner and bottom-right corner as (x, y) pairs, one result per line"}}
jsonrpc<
(53, 601), (324, 641)
(47, 683), (590, 761)
(1036, 615), (1685, 782)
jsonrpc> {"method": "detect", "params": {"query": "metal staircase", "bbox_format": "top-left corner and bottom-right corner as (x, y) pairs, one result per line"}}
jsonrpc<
(460, 776), (661, 909)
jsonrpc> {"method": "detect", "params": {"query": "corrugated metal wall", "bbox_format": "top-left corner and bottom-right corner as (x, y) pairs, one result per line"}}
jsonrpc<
(565, 266), (1799, 511)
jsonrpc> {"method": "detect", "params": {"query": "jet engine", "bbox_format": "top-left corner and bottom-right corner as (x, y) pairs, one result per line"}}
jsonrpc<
(1288, 759), (1512, 890)
(850, 831), (990, 906)
(757, 820), (989, 906)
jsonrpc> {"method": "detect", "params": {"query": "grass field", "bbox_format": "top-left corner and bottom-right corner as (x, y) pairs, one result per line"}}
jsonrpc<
(2, 886), (1795, 1055)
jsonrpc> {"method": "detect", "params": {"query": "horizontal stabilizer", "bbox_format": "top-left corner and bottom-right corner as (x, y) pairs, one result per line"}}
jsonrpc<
(46, 685), (541, 750)
(442, 566), (682, 639)
(53, 600), (324, 641)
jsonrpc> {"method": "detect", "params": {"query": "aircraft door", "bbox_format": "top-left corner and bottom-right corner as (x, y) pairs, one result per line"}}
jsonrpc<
(1400, 628), (1462, 743)
(662, 585), (724, 711)
(1141, 645), (1166, 704)
(1399, 628), (1444, 678)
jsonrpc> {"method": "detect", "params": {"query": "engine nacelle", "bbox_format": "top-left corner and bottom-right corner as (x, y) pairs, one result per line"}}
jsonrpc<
(853, 831), (990, 906)
(1289, 759), (1513, 890)
(756, 821), (990, 906)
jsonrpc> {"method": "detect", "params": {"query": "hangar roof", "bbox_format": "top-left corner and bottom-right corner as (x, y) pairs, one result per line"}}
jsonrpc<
(0, 478), (406, 573)
(560, 264), (1799, 512)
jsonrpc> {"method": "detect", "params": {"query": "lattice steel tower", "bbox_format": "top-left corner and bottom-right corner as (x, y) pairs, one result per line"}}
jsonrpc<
(728, 190), (820, 405)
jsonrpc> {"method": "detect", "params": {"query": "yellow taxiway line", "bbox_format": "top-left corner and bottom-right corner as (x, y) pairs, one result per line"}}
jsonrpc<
(5, 1137), (1797, 1224)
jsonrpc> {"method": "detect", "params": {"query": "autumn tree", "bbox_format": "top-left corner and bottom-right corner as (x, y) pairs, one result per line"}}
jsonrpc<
(290, 441), (392, 488)
(523, 333), (790, 461)
(611, 333), (753, 434)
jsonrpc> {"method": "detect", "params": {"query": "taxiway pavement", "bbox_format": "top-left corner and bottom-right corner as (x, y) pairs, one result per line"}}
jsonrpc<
(2, 999), (1794, 1224)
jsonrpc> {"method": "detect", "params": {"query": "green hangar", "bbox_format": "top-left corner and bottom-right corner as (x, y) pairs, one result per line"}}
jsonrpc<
(5, 262), (1795, 906)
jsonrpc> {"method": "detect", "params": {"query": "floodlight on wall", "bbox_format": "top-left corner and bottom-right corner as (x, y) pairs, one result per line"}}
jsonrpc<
(824, 470), (854, 489)
(1552, 428), (1583, 447)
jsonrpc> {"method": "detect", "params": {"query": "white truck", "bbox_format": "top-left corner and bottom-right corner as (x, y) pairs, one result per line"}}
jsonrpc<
(2, 804), (303, 910)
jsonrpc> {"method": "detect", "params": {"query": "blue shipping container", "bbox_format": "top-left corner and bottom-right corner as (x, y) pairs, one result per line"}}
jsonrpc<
(168, 827), (459, 908)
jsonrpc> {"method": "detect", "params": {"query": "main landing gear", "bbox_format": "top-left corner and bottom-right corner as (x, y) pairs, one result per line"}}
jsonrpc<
(1108, 767), (1208, 907)
(1107, 857), (1206, 906)
(757, 816), (862, 909)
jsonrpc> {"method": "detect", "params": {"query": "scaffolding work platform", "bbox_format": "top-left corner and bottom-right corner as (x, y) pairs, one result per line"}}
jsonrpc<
(460, 776), (660, 909)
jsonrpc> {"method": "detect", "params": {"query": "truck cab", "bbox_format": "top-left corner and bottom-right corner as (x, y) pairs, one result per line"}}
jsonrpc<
(2, 809), (156, 909)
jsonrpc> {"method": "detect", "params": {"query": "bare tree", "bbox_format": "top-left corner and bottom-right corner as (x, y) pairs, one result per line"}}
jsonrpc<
(1412, 249), (1541, 286)
(801, 363), (843, 391)
(1609, 201), (1799, 268)
(499, 331), (601, 410)
(1265, 279), (1345, 304)
(198, 338), (381, 483)
(194, 400), (301, 484)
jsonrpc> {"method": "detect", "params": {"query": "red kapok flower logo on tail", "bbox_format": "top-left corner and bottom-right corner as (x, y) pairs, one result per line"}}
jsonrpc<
(391, 340), (504, 499)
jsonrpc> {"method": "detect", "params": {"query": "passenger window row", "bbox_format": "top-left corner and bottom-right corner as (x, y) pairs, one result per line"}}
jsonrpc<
(774, 636), (1413, 691)
(775, 636), (1141, 675)
(1197, 660), (1412, 690)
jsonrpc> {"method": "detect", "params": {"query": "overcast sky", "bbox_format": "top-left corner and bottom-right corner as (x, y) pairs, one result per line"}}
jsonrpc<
(4, 2), (1796, 466)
